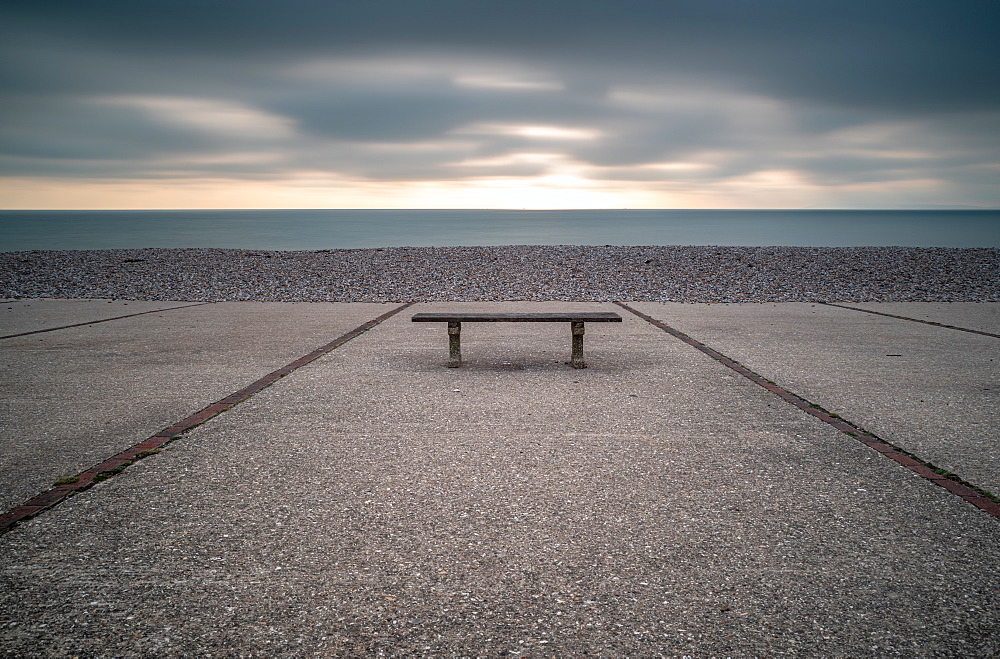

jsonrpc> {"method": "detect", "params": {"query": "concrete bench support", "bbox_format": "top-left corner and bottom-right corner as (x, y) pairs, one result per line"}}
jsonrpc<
(571, 321), (585, 368)
(412, 312), (622, 369)
(448, 321), (462, 367)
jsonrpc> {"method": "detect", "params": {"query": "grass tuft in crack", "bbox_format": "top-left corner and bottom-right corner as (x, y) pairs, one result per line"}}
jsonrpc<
(92, 461), (134, 483)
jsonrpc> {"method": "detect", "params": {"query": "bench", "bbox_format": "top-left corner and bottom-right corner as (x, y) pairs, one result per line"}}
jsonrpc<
(411, 312), (622, 368)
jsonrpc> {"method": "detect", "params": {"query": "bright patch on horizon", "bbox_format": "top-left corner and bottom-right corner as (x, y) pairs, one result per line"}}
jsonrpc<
(5, 171), (962, 210)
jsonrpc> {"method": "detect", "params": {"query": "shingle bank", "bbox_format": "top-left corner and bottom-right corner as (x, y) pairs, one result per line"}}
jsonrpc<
(2, 245), (998, 303)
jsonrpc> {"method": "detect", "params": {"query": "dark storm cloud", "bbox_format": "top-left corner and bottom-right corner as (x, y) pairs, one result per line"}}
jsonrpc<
(6, 0), (997, 109)
(1, 0), (998, 205)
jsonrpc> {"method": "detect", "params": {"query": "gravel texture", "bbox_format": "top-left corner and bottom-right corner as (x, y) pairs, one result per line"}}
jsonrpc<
(2, 246), (998, 303)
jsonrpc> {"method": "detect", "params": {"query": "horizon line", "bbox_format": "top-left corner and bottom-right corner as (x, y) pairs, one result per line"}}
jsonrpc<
(2, 206), (999, 212)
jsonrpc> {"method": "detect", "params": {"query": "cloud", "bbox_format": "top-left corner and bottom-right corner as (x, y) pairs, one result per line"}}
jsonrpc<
(452, 123), (601, 141)
(0, 0), (998, 208)
(452, 76), (564, 92)
(90, 96), (296, 139)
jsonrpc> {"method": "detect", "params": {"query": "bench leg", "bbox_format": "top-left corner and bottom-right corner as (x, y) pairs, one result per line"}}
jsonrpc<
(571, 321), (586, 368)
(447, 321), (462, 367)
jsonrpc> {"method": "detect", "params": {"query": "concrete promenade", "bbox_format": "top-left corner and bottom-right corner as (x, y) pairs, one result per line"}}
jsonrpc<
(1, 299), (998, 656)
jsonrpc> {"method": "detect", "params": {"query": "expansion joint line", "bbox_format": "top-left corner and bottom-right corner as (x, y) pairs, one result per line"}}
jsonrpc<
(613, 301), (999, 519)
(0, 301), (214, 340)
(818, 302), (1000, 339)
(0, 302), (416, 535)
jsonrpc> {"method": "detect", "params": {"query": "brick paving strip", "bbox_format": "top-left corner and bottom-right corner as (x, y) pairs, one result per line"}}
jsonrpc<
(0, 301), (214, 340)
(819, 302), (1000, 339)
(614, 301), (1000, 519)
(0, 302), (414, 534)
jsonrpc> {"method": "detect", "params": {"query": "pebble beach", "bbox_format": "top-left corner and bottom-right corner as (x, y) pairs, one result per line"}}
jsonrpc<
(2, 245), (999, 303)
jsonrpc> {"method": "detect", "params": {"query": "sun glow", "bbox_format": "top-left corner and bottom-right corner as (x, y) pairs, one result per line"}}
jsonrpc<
(0, 173), (656, 209)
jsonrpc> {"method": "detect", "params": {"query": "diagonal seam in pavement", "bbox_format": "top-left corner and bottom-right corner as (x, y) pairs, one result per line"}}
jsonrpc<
(819, 302), (1000, 338)
(0, 302), (415, 535)
(613, 301), (1000, 519)
(0, 301), (215, 339)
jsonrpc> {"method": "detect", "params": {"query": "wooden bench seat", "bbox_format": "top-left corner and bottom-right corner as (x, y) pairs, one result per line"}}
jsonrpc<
(411, 312), (622, 368)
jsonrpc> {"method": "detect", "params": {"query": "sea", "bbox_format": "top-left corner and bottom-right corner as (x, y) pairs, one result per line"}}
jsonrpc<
(1, 209), (999, 251)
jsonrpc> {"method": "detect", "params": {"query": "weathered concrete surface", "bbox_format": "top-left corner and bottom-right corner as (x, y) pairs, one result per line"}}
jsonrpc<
(630, 302), (1000, 496)
(836, 301), (1000, 335)
(0, 298), (199, 337)
(0, 302), (996, 657)
(0, 301), (392, 511)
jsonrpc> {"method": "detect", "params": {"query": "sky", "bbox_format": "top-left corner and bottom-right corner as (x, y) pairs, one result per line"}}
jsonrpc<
(1, 0), (998, 210)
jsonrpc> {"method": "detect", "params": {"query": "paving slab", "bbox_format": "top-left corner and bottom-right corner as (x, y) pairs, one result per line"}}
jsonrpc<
(0, 298), (201, 337)
(0, 302), (392, 511)
(630, 302), (1000, 496)
(831, 301), (1000, 335)
(0, 302), (997, 657)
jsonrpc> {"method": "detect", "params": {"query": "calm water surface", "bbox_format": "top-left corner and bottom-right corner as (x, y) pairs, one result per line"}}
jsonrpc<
(2, 209), (998, 251)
